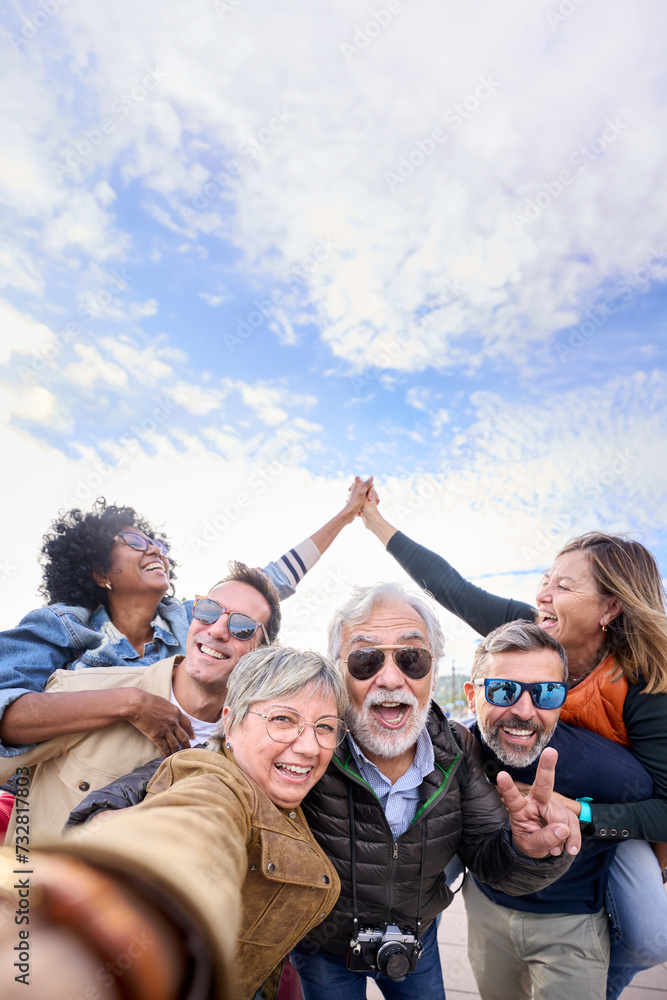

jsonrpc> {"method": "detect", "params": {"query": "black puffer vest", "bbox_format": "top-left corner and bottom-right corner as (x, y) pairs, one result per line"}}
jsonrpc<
(301, 703), (481, 958)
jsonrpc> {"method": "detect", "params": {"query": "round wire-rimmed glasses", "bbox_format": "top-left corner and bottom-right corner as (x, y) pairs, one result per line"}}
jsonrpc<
(248, 709), (348, 749)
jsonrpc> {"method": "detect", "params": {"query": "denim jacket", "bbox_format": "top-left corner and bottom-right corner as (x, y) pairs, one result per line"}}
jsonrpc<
(0, 557), (299, 758)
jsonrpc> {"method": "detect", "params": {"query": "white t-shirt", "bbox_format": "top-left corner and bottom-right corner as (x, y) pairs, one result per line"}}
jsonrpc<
(170, 686), (219, 746)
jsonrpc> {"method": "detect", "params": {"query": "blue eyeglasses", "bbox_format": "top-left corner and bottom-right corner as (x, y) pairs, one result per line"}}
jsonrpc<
(114, 531), (169, 558)
(474, 678), (569, 710)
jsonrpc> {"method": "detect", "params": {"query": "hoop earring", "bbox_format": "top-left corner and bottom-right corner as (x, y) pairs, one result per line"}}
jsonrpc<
(105, 582), (112, 591)
(601, 623), (608, 634)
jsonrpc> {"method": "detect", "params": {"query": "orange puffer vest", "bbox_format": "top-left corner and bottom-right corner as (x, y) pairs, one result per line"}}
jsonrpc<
(559, 653), (630, 747)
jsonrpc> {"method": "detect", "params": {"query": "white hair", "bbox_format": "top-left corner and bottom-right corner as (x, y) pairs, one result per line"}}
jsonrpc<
(327, 582), (444, 681)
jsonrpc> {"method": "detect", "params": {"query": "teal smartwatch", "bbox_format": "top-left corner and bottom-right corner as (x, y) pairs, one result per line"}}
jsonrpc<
(576, 797), (593, 824)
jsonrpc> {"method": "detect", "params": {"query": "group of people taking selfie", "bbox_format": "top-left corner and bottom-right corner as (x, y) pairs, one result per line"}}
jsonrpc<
(0, 475), (665, 1000)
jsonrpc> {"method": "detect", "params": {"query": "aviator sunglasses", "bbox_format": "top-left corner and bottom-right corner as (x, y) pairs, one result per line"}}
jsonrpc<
(192, 596), (269, 643)
(474, 678), (569, 710)
(114, 530), (169, 558)
(342, 645), (433, 681)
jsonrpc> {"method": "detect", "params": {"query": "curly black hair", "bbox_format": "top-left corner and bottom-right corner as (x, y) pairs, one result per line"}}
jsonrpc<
(39, 498), (176, 609)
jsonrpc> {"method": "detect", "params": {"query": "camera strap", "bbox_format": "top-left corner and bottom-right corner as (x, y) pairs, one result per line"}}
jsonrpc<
(415, 823), (425, 943)
(347, 783), (424, 949)
(348, 783), (359, 940)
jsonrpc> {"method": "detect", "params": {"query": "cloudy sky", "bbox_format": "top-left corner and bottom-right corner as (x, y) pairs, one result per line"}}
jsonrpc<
(1, 0), (665, 671)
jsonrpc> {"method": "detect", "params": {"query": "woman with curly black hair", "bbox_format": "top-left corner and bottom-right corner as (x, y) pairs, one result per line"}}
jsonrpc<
(0, 498), (198, 764)
(0, 481), (375, 764)
(39, 500), (178, 610)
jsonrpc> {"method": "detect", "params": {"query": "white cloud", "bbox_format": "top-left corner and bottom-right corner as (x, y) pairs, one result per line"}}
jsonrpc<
(63, 344), (128, 389)
(3, 0), (665, 375)
(165, 381), (224, 416)
(268, 310), (297, 346)
(56, 0), (655, 374)
(237, 384), (288, 426)
(101, 336), (175, 381)
(0, 384), (56, 425)
(130, 299), (158, 318)
(432, 410), (450, 435)
(0, 299), (54, 364)
(406, 387), (429, 412)
(199, 292), (227, 306)
(44, 192), (129, 259)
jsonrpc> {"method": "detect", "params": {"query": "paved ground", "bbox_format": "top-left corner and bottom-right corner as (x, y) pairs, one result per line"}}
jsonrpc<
(366, 890), (667, 999)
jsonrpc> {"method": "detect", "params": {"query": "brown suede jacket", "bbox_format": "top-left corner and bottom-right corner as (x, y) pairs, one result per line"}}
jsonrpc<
(54, 747), (340, 999)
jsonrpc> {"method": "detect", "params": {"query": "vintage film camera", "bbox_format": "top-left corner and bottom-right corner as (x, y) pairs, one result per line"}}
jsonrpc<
(347, 924), (423, 982)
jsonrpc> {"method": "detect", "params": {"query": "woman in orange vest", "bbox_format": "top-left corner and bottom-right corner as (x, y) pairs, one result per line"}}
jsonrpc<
(360, 495), (667, 1000)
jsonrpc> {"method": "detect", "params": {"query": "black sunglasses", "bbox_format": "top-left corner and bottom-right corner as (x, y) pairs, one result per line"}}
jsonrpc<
(192, 596), (269, 643)
(474, 678), (569, 710)
(342, 646), (433, 681)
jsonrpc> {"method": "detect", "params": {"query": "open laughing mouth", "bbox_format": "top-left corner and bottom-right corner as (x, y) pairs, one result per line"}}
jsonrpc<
(371, 701), (411, 729)
(143, 561), (167, 573)
(500, 725), (538, 744)
(538, 612), (557, 628)
(274, 763), (315, 781)
(197, 643), (230, 661)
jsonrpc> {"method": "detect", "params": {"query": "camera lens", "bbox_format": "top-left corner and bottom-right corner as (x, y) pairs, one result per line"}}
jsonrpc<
(376, 941), (412, 981)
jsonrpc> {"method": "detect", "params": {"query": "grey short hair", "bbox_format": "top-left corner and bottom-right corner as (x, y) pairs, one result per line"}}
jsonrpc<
(327, 583), (445, 682)
(207, 645), (347, 752)
(471, 621), (568, 682)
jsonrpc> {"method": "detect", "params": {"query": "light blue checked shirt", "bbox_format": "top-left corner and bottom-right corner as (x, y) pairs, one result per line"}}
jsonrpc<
(347, 727), (436, 840)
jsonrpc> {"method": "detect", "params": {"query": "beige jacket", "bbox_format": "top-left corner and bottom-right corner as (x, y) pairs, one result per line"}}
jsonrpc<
(56, 747), (341, 999)
(1, 656), (177, 842)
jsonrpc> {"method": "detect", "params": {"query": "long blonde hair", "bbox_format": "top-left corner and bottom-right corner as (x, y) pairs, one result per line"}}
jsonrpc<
(557, 532), (667, 694)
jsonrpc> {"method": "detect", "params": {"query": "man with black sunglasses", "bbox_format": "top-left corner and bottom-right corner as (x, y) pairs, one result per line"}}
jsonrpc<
(292, 584), (582, 1000)
(3, 563), (279, 840)
(462, 621), (653, 1000)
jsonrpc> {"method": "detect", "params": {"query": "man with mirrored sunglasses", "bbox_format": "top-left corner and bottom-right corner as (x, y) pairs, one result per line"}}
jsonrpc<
(292, 584), (582, 1000)
(5, 564), (280, 840)
(462, 621), (654, 1000)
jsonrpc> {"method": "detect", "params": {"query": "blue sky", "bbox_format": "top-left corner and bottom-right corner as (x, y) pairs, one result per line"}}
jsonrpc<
(1, 0), (665, 667)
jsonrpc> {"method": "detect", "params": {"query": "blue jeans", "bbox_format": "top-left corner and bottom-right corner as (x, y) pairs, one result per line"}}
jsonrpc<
(292, 920), (446, 1000)
(606, 839), (667, 999)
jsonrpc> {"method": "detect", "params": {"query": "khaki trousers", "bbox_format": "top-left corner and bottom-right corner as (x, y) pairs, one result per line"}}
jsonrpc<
(463, 876), (610, 1000)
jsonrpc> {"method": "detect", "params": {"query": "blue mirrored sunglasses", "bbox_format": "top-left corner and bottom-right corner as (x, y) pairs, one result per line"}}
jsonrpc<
(474, 678), (569, 710)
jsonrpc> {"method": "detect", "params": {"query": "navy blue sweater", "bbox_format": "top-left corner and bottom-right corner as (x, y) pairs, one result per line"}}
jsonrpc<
(470, 720), (653, 912)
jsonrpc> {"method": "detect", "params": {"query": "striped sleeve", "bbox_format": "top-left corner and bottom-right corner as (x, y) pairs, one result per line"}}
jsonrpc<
(260, 538), (321, 600)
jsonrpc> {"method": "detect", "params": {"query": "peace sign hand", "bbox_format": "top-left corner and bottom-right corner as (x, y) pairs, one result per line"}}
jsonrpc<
(496, 747), (581, 858)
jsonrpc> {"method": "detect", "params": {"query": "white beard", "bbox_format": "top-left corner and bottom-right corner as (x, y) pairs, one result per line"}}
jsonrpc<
(345, 688), (431, 759)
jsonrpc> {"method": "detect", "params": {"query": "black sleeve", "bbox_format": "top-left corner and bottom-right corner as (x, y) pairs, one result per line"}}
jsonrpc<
(386, 531), (536, 636)
(590, 684), (667, 841)
(64, 756), (163, 829)
(452, 723), (574, 894)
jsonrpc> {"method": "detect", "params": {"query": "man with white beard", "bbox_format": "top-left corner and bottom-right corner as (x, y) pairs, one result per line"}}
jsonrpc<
(292, 585), (581, 1000)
